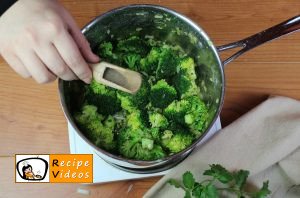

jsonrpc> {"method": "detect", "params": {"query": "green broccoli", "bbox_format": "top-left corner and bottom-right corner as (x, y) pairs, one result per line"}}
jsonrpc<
(133, 77), (151, 108)
(164, 99), (191, 125)
(140, 47), (179, 79)
(140, 47), (161, 74)
(178, 57), (197, 80)
(161, 130), (193, 153)
(116, 77), (150, 111)
(74, 104), (104, 124)
(123, 53), (141, 71)
(149, 127), (161, 141)
(97, 42), (118, 60)
(85, 80), (121, 115)
(120, 140), (166, 160)
(74, 105), (116, 151)
(116, 91), (136, 113)
(126, 110), (145, 130)
(75, 36), (211, 160)
(161, 129), (173, 139)
(112, 111), (127, 130)
(118, 127), (166, 160)
(149, 112), (168, 129)
(104, 115), (115, 130)
(184, 96), (209, 135)
(173, 57), (200, 98)
(155, 47), (179, 79)
(142, 138), (154, 150)
(173, 73), (198, 98)
(117, 36), (149, 56)
(117, 88), (150, 129)
(164, 96), (209, 136)
(150, 79), (177, 109)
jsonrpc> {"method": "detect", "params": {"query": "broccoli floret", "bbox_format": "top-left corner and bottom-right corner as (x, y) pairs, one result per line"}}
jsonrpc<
(116, 89), (148, 128)
(161, 130), (193, 153)
(74, 105), (116, 151)
(117, 108), (165, 160)
(116, 77), (150, 111)
(140, 47), (161, 74)
(140, 47), (179, 79)
(161, 129), (173, 140)
(173, 73), (198, 98)
(164, 99), (191, 125)
(164, 96), (209, 136)
(133, 77), (150, 108)
(117, 36), (149, 56)
(168, 121), (189, 134)
(97, 42), (118, 60)
(123, 53), (141, 71)
(155, 47), (179, 79)
(118, 127), (166, 160)
(117, 88), (150, 128)
(74, 104), (104, 124)
(126, 111), (145, 130)
(150, 79), (177, 109)
(149, 112), (168, 129)
(142, 138), (154, 150)
(184, 96), (209, 135)
(119, 137), (140, 159)
(173, 57), (200, 98)
(178, 57), (197, 80)
(86, 80), (121, 115)
(149, 127), (161, 141)
(104, 115), (115, 130)
(120, 140), (165, 160)
(147, 144), (166, 159)
(116, 92), (136, 113)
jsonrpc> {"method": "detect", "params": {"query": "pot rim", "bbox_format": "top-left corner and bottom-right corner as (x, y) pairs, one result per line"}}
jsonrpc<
(58, 4), (225, 166)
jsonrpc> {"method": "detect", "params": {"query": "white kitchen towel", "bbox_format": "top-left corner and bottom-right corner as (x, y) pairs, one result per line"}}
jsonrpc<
(144, 96), (300, 198)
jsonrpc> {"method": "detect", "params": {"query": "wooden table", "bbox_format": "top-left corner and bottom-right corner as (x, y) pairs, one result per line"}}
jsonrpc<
(1, 0), (300, 197)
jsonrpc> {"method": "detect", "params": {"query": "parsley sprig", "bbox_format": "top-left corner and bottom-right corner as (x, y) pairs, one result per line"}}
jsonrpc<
(167, 164), (271, 198)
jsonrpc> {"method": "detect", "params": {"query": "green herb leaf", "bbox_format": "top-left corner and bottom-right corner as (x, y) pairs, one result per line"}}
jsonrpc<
(234, 170), (250, 189)
(183, 171), (195, 189)
(205, 183), (218, 198)
(167, 164), (272, 198)
(192, 183), (218, 198)
(203, 164), (233, 184)
(184, 190), (192, 198)
(192, 185), (203, 198)
(168, 179), (181, 188)
(253, 181), (271, 198)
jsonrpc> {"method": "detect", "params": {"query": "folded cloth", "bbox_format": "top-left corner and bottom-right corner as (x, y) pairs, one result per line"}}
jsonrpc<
(144, 96), (300, 198)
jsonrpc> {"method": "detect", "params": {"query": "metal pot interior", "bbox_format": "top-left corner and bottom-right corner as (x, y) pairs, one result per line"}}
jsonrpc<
(59, 5), (224, 165)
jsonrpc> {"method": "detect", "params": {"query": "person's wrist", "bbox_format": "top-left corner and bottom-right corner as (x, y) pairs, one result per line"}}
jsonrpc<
(0, 0), (18, 17)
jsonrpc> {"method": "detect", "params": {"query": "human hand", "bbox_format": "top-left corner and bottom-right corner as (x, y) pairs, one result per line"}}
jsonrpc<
(0, 0), (99, 84)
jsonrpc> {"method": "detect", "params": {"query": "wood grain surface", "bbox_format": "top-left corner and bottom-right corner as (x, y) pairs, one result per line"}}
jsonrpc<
(0, 0), (300, 197)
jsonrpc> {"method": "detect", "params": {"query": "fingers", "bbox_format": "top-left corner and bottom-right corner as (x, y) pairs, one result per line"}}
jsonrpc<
(1, 52), (31, 78)
(17, 49), (56, 84)
(63, 12), (99, 63)
(0, 5), (98, 84)
(53, 30), (92, 84)
(34, 43), (77, 81)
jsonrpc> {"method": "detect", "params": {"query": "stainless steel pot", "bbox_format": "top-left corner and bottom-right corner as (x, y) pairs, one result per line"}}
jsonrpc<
(58, 5), (300, 173)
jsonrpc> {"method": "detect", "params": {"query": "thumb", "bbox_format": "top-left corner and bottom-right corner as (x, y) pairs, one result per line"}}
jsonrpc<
(65, 13), (100, 63)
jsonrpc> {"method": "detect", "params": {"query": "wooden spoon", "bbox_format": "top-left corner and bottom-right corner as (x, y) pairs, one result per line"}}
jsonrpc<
(91, 62), (142, 94)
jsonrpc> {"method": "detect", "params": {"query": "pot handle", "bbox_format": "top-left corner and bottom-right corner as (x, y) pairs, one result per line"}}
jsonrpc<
(216, 15), (300, 66)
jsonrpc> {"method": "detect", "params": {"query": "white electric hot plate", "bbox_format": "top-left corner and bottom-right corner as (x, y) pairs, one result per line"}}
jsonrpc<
(68, 117), (221, 183)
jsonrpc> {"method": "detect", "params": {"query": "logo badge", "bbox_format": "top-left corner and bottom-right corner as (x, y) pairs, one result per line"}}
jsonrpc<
(15, 155), (49, 183)
(15, 154), (93, 183)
